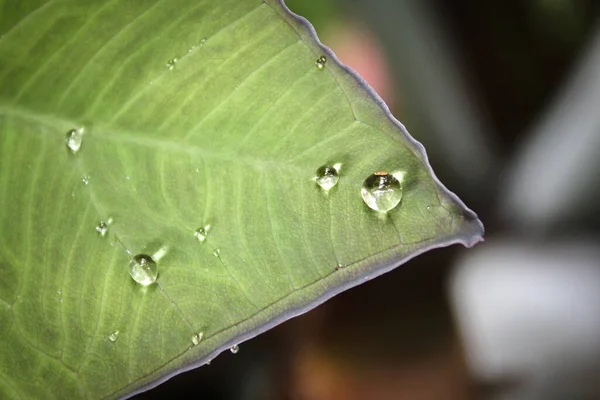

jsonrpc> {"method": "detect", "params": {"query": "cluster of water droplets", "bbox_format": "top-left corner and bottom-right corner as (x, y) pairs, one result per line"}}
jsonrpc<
(187, 38), (207, 55)
(314, 164), (404, 213)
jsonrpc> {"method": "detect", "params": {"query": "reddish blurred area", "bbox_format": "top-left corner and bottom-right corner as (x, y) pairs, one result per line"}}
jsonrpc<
(324, 22), (397, 109)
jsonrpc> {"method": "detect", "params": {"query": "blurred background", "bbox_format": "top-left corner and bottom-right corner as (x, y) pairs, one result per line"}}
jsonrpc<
(137, 0), (600, 399)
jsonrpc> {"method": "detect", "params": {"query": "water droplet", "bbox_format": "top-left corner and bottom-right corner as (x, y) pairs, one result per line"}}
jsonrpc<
(314, 165), (339, 190)
(191, 332), (204, 346)
(108, 331), (119, 342)
(57, 289), (61, 296)
(166, 58), (178, 70)
(194, 225), (210, 242)
(128, 254), (158, 286)
(361, 171), (403, 212)
(212, 249), (220, 257)
(96, 221), (108, 237)
(336, 263), (346, 270)
(200, 38), (207, 45)
(230, 345), (239, 354)
(316, 55), (327, 70)
(82, 175), (90, 185)
(65, 128), (84, 153)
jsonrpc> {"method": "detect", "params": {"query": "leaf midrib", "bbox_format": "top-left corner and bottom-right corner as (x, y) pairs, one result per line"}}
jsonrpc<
(0, 103), (377, 179)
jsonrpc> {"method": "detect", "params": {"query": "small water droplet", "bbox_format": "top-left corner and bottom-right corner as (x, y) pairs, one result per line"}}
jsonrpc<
(316, 55), (327, 70)
(314, 165), (339, 190)
(212, 249), (220, 257)
(128, 254), (158, 286)
(65, 128), (84, 153)
(200, 38), (207, 45)
(191, 332), (204, 346)
(230, 345), (239, 354)
(57, 289), (61, 296)
(125, 175), (130, 180)
(167, 58), (178, 70)
(108, 331), (120, 342)
(82, 175), (90, 185)
(336, 263), (346, 270)
(361, 171), (403, 212)
(194, 225), (210, 242)
(96, 221), (108, 237)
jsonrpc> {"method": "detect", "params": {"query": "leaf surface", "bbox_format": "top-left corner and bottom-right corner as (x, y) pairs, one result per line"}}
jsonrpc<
(0, 0), (483, 398)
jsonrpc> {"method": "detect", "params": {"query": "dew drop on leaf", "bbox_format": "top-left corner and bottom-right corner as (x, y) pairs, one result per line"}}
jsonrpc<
(166, 58), (177, 70)
(212, 249), (220, 257)
(191, 332), (204, 346)
(65, 128), (83, 153)
(95, 221), (108, 237)
(315, 55), (326, 70)
(108, 331), (119, 342)
(128, 254), (158, 286)
(194, 225), (210, 242)
(361, 171), (403, 212)
(314, 165), (339, 190)
(230, 345), (239, 354)
(82, 175), (90, 185)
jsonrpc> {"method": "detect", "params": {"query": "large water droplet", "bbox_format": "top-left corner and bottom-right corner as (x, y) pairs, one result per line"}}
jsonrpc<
(65, 128), (83, 153)
(316, 55), (327, 70)
(194, 225), (210, 242)
(96, 221), (108, 237)
(191, 332), (204, 346)
(361, 171), (403, 212)
(108, 330), (119, 342)
(128, 254), (158, 286)
(166, 58), (177, 70)
(314, 165), (339, 190)
(230, 345), (239, 354)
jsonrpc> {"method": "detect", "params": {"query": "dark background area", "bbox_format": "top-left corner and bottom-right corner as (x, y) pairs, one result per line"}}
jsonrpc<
(136, 0), (600, 399)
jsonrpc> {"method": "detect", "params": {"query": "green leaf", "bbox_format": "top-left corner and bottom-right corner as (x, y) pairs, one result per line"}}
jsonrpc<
(0, 0), (483, 398)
